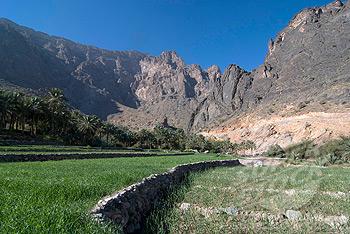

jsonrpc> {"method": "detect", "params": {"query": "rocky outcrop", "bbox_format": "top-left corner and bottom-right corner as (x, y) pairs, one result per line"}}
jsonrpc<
(188, 65), (252, 131)
(0, 18), (215, 128)
(91, 159), (241, 233)
(109, 51), (214, 130)
(191, 1), (350, 132)
(134, 51), (209, 102)
(248, 0), (350, 110)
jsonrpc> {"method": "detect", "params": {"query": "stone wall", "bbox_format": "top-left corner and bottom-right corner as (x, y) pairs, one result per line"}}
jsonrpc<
(91, 159), (241, 233)
(0, 152), (194, 163)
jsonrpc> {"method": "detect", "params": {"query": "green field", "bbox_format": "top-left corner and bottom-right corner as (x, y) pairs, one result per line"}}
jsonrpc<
(157, 166), (350, 233)
(0, 145), (108, 151)
(0, 145), (193, 159)
(0, 145), (144, 153)
(0, 154), (227, 233)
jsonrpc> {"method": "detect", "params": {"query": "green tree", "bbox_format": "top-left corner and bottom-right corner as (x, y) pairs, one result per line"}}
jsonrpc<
(45, 88), (67, 133)
(137, 129), (156, 149)
(77, 115), (101, 145)
(101, 123), (117, 145)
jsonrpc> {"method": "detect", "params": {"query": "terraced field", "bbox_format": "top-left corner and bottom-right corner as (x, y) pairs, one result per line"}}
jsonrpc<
(0, 145), (156, 155)
(0, 153), (226, 233)
(0, 145), (194, 163)
(157, 166), (350, 233)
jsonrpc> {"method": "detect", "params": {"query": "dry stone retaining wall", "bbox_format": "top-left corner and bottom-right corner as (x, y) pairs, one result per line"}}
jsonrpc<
(91, 159), (241, 233)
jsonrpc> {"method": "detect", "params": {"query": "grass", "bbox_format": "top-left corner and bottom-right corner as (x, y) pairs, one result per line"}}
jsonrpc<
(156, 166), (350, 233)
(0, 145), (194, 157)
(0, 145), (143, 153)
(0, 153), (228, 233)
(0, 151), (187, 156)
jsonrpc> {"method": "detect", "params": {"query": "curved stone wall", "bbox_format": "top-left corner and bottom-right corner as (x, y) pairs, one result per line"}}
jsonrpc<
(91, 159), (241, 233)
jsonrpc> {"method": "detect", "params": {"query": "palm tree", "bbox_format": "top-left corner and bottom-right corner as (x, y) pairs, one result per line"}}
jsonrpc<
(137, 129), (156, 149)
(102, 123), (117, 145)
(45, 88), (67, 133)
(77, 115), (101, 145)
(6, 91), (24, 130)
(0, 90), (10, 129)
(24, 96), (45, 135)
(46, 88), (65, 105)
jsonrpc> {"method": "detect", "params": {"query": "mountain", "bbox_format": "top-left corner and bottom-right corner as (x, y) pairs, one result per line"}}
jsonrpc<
(1, 0), (350, 152)
(108, 51), (217, 130)
(0, 18), (146, 118)
(200, 0), (350, 152)
(0, 18), (215, 129)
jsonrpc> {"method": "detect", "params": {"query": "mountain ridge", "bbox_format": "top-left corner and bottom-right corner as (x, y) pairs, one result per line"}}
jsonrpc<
(0, 17), (226, 129)
(1, 0), (350, 152)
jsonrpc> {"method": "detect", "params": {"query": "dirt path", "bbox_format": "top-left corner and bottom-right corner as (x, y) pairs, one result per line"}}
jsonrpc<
(238, 157), (286, 167)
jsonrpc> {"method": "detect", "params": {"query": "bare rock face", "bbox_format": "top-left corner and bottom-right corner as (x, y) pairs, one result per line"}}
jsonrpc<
(187, 65), (252, 131)
(188, 0), (350, 132)
(0, 19), (213, 128)
(110, 51), (213, 130)
(249, 0), (350, 111)
(134, 51), (209, 103)
(203, 112), (350, 154)
(0, 18), (146, 118)
(207, 65), (221, 80)
(202, 0), (350, 151)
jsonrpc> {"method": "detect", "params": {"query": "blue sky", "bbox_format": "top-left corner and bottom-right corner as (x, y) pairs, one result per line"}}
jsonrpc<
(1, 0), (333, 71)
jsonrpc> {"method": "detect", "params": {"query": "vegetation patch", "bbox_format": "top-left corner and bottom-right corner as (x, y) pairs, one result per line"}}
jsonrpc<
(92, 159), (240, 233)
(265, 137), (350, 166)
(0, 89), (253, 154)
(152, 166), (350, 233)
(0, 145), (143, 152)
(0, 154), (228, 233)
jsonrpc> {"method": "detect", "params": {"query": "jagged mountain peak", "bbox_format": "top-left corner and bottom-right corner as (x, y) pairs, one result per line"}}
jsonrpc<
(268, 0), (347, 59)
(160, 50), (181, 59)
(225, 64), (247, 73)
(206, 65), (221, 80)
(327, 0), (344, 8)
(158, 50), (185, 69)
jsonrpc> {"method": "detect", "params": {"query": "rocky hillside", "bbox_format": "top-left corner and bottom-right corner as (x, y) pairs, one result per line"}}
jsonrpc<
(202, 0), (350, 152)
(113, 0), (350, 136)
(0, 18), (146, 118)
(0, 18), (215, 129)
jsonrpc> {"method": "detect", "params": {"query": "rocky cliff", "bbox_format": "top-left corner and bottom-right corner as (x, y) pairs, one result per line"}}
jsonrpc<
(109, 51), (215, 130)
(0, 18), (214, 129)
(0, 18), (146, 118)
(201, 0), (350, 152)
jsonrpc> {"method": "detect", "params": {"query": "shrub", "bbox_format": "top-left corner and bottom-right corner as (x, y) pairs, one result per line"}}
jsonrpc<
(316, 137), (350, 165)
(266, 137), (350, 166)
(316, 153), (344, 166)
(284, 140), (316, 160)
(265, 144), (285, 158)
